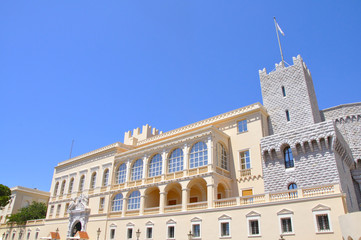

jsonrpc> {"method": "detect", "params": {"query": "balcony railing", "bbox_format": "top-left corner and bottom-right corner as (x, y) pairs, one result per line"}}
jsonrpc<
(144, 207), (159, 215)
(214, 184), (339, 209)
(164, 204), (182, 213)
(239, 168), (252, 177)
(187, 201), (207, 210)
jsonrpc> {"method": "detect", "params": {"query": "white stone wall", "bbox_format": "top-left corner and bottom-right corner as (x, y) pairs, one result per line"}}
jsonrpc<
(321, 103), (361, 161)
(261, 122), (340, 192)
(259, 55), (321, 135)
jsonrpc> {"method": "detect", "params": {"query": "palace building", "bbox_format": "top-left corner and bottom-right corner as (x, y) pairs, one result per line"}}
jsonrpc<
(1, 55), (360, 239)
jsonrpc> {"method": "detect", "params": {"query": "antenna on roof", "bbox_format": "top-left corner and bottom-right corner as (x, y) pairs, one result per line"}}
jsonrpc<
(69, 139), (75, 159)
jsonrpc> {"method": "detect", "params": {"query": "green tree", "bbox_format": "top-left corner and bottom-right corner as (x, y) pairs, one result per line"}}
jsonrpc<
(7, 202), (47, 225)
(0, 184), (11, 207)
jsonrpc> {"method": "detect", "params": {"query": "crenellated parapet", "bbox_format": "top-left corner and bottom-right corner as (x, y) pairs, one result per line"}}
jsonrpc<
(261, 121), (336, 159)
(124, 124), (163, 146)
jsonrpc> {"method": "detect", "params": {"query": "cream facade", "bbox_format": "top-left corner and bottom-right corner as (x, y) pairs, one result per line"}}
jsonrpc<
(1, 56), (360, 240)
(0, 186), (49, 228)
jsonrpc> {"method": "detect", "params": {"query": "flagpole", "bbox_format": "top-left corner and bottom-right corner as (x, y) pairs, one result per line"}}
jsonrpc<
(274, 17), (285, 66)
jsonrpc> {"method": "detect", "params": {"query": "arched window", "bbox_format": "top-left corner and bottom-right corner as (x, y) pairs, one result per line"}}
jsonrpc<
(79, 175), (85, 192)
(90, 172), (97, 189)
(103, 169), (109, 186)
(217, 143), (228, 170)
(127, 191), (141, 210)
(148, 154), (162, 177)
(168, 148), (183, 173)
(60, 180), (66, 195)
(68, 178), (74, 194)
(111, 193), (123, 212)
(190, 142), (208, 169)
(131, 159), (143, 181)
(116, 164), (127, 184)
(53, 182), (59, 196)
(284, 147), (294, 168)
(288, 183), (297, 190)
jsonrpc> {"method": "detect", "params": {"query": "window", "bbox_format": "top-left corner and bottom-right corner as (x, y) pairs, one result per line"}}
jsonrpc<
(168, 148), (183, 173)
(131, 159), (143, 181)
(53, 182), (59, 196)
(189, 142), (208, 169)
(240, 150), (251, 170)
(34, 232), (39, 240)
(127, 191), (141, 210)
(192, 224), (200, 238)
(65, 203), (69, 216)
(316, 214), (330, 232)
(281, 218), (293, 234)
(148, 154), (162, 177)
(79, 175), (85, 192)
(217, 143), (228, 170)
(26, 232), (30, 240)
(12, 233), (15, 240)
(112, 193), (123, 212)
(103, 169), (109, 186)
(286, 110), (290, 122)
(249, 220), (259, 235)
(127, 228), (133, 239)
(56, 204), (61, 216)
(284, 147), (294, 168)
(99, 197), (105, 210)
(50, 205), (54, 216)
(168, 226), (175, 239)
(238, 119), (248, 133)
(110, 229), (115, 240)
(220, 222), (230, 237)
(146, 227), (153, 239)
(288, 183), (297, 190)
(90, 172), (97, 189)
(116, 164), (127, 184)
(282, 86), (286, 97)
(60, 180), (66, 195)
(68, 178), (74, 194)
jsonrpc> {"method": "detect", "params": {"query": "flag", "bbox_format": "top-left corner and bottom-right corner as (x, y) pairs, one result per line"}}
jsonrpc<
(276, 22), (285, 36)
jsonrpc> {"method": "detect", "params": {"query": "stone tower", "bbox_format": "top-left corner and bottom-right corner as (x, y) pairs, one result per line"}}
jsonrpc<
(259, 55), (321, 135)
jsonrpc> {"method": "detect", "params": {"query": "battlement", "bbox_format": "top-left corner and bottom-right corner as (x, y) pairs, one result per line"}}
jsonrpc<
(259, 55), (310, 76)
(124, 124), (163, 146)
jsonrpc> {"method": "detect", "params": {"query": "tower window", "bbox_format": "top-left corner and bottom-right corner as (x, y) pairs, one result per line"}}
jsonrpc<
(282, 86), (286, 97)
(285, 110), (290, 122)
(284, 147), (294, 168)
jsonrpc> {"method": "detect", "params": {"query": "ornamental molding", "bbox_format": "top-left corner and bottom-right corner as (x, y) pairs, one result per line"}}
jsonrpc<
(312, 204), (331, 212)
(114, 128), (217, 164)
(277, 209), (294, 215)
(136, 102), (265, 146)
(246, 211), (261, 217)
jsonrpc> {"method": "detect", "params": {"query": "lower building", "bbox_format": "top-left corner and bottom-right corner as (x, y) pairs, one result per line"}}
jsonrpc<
(1, 55), (360, 239)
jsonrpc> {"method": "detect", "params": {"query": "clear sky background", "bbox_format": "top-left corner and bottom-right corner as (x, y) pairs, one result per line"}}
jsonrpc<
(1, 1), (360, 192)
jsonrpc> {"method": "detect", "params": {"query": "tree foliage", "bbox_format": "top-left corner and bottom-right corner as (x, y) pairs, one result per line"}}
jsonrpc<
(7, 202), (47, 225)
(0, 184), (11, 207)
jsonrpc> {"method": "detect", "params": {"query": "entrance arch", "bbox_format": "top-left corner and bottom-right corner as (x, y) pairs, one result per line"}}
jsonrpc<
(71, 221), (82, 237)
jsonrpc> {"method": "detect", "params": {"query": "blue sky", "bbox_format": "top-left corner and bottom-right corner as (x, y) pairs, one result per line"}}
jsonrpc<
(1, 1), (360, 191)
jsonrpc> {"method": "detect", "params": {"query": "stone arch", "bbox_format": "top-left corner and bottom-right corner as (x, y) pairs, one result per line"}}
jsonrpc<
(187, 178), (207, 203)
(216, 182), (230, 199)
(144, 186), (160, 208)
(165, 182), (182, 206)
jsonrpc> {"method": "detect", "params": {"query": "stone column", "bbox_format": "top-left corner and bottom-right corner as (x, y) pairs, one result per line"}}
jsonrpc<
(162, 150), (167, 180)
(207, 184), (215, 209)
(125, 161), (131, 185)
(182, 188), (189, 211)
(183, 143), (189, 176)
(142, 155), (148, 182)
(207, 136), (214, 172)
(122, 198), (128, 217)
(140, 195), (145, 215)
(159, 191), (166, 214)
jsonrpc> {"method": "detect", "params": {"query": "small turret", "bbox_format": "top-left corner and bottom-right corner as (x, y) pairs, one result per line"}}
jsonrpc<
(124, 124), (162, 146)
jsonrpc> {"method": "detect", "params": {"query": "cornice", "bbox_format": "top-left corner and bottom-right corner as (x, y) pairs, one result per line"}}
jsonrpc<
(136, 103), (266, 146)
(56, 142), (132, 169)
(115, 126), (225, 163)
